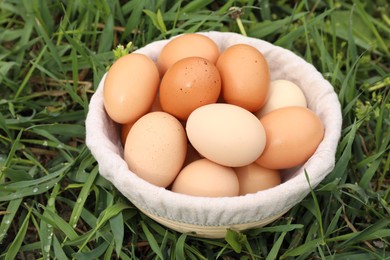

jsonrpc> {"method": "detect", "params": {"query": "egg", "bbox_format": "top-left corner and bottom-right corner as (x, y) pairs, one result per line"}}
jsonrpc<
(120, 93), (163, 146)
(104, 53), (160, 124)
(186, 103), (266, 167)
(171, 159), (239, 197)
(234, 163), (281, 195)
(255, 80), (307, 118)
(216, 44), (270, 112)
(157, 33), (220, 76)
(256, 107), (325, 169)
(159, 57), (221, 120)
(124, 111), (187, 188)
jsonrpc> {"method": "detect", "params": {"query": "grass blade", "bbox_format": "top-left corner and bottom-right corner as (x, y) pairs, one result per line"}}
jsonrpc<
(266, 231), (288, 260)
(68, 165), (98, 228)
(73, 241), (110, 260)
(0, 168), (67, 201)
(2, 129), (23, 170)
(323, 120), (360, 184)
(52, 234), (68, 259)
(98, 14), (114, 53)
(248, 224), (304, 235)
(39, 219), (53, 260)
(140, 221), (164, 259)
(74, 202), (131, 251)
(281, 238), (322, 258)
(109, 211), (124, 256)
(325, 206), (343, 236)
(337, 218), (390, 248)
(175, 233), (188, 259)
(5, 209), (31, 260)
(225, 229), (248, 253)
(182, 0), (214, 13)
(0, 198), (22, 243)
(32, 206), (79, 241)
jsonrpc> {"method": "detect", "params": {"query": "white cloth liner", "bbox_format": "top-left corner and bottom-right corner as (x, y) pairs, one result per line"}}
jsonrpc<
(85, 31), (342, 226)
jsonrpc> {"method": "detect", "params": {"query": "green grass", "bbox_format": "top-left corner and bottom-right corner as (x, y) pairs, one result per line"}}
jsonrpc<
(0, 0), (389, 259)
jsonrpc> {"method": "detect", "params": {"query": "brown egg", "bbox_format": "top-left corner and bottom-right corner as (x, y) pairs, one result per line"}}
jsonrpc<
(124, 112), (187, 188)
(104, 53), (160, 124)
(159, 57), (221, 120)
(234, 163), (281, 195)
(171, 159), (239, 197)
(256, 107), (325, 169)
(216, 44), (270, 112)
(120, 94), (163, 146)
(157, 33), (220, 76)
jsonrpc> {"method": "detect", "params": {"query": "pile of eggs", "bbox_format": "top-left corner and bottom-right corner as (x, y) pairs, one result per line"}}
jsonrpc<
(103, 33), (325, 197)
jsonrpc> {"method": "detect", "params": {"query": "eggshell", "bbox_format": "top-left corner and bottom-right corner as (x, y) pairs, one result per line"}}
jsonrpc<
(124, 111), (187, 188)
(234, 163), (281, 195)
(171, 159), (239, 197)
(256, 107), (324, 169)
(104, 53), (160, 124)
(255, 80), (307, 118)
(186, 103), (266, 167)
(157, 33), (220, 76)
(160, 57), (221, 120)
(216, 44), (270, 112)
(120, 94), (163, 146)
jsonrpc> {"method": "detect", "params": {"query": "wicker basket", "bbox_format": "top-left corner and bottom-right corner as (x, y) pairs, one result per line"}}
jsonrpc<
(85, 31), (342, 239)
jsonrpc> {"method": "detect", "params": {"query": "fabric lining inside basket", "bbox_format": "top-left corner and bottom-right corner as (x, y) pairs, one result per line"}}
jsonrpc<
(86, 31), (342, 229)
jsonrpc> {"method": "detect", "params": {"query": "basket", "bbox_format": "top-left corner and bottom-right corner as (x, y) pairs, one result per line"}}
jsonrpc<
(85, 31), (342, 238)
